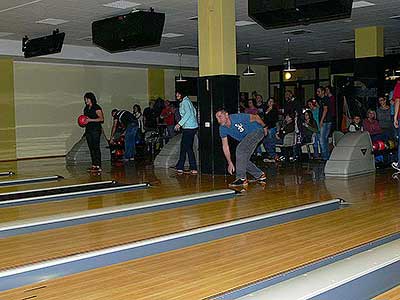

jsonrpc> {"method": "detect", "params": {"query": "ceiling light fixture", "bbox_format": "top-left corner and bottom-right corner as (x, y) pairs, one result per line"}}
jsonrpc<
(36, 18), (69, 25)
(235, 21), (257, 27)
(103, 1), (141, 9)
(243, 43), (256, 77)
(307, 51), (328, 55)
(176, 53), (187, 83)
(253, 56), (272, 61)
(352, 1), (375, 8)
(283, 38), (296, 72)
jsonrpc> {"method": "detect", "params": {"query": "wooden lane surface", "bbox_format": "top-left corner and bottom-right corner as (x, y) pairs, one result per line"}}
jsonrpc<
(0, 174), (225, 223)
(375, 286), (400, 300)
(1, 197), (399, 299)
(1, 173), (399, 299)
(0, 179), (332, 270)
(0, 162), (338, 223)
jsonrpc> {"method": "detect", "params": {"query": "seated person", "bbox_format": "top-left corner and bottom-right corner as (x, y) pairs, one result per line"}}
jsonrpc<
(363, 109), (388, 142)
(244, 99), (259, 115)
(348, 115), (364, 132)
(276, 113), (295, 161)
(301, 110), (318, 144)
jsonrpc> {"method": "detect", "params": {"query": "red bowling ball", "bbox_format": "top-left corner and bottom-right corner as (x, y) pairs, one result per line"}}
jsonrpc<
(77, 115), (88, 127)
(377, 140), (385, 151)
(372, 141), (379, 152)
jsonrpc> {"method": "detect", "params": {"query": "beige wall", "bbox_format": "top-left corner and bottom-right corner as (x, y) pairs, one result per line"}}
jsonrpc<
(14, 62), (148, 158)
(238, 64), (269, 99)
(11, 61), (268, 159)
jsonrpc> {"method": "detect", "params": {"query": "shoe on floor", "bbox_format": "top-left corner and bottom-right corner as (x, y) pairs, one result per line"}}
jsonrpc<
(392, 162), (400, 171)
(229, 178), (249, 187)
(263, 157), (276, 163)
(176, 169), (184, 174)
(87, 166), (101, 172)
(256, 173), (267, 183)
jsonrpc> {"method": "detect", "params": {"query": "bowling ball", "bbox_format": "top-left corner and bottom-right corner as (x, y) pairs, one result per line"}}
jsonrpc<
(115, 149), (123, 156)
(377, 140), (385, 151)
(372, 141), (379, 152)
(77, 115), (88, 127)
(388, 140), (395, 150)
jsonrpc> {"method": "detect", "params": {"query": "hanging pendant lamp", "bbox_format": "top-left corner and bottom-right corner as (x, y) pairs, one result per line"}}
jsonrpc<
(283, 38), (296, 72)
(176, 53), (187, 82)
(243, 43), (256, 76)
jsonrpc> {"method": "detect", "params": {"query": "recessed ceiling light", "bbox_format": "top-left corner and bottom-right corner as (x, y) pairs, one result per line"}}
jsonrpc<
(36, 18), (69, 25)
(78, 36), (92, 41)
(340, 38), (355, 44)
(253, 57), (272, 60)
(162, 33), (184, 38)
(307, 51), (328, 55)
(103, 1), (140, 9)
(352, 1), (375, 8)
(343, 19), (352, 23)
(0, 0), (44, 14)
(282, 29), (313, 35)
(390, 15), (400, 20)
(0, 32), (14, 38)
(188, 16), (198, 21)
(171, 46), (197, 50)
(235, 21), (257, 27)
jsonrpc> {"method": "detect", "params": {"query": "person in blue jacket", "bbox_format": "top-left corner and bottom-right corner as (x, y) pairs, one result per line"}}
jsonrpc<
(174, 90), (198, 175)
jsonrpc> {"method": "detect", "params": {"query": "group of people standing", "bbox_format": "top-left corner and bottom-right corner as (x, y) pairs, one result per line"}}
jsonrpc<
(82, 90), (199, 174)
(347, 79), (400, 172)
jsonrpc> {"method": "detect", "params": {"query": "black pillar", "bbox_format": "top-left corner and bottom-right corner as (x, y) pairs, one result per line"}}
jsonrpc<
(354, 57), (385, 97)
(198, 75), (239, 175)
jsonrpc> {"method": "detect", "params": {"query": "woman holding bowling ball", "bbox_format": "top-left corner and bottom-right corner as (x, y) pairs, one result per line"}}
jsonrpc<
(83, 92), (104, 172)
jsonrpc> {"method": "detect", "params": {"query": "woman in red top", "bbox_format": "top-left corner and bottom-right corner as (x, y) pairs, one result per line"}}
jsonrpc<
(160, 100), (176, 143)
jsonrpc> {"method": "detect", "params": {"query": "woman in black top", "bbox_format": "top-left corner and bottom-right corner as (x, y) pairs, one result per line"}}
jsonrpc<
(301, 110), (318, 143)
(83, 92), (104, 172)
(262, 97), (279, 161)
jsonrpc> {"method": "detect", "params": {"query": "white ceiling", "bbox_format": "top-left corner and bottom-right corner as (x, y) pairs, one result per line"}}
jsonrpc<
(0, 0), (399, 65)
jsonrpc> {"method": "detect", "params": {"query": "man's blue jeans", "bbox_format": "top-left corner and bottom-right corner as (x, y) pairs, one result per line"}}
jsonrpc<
(319, 122), (332, 160)
(263, 127), (277, 158)
(124, 124), (138, 159)
(236, 129), (265, 180)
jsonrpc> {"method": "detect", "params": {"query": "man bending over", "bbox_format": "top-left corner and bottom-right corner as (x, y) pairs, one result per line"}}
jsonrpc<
(215, 109), (268, 187)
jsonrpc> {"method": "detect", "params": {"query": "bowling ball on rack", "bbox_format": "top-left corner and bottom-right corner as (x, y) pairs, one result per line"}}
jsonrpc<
(115, 149), (124, 157)
(372, 141), (379, 152)
(377, 140), (386, 151)
(77, 115), (88, 127)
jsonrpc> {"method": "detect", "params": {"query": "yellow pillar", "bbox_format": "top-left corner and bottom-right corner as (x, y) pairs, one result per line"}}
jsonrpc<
(355, 26), (384, 58)
(198, 0), (237, 76)
(148, 68), (165, 100)
(0, 59), (16, 161)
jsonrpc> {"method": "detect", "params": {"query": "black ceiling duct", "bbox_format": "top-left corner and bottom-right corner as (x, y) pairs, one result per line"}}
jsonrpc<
(248, 0), (353, 29)
(92, 10), (165, 53)
(22, 30), (65, 58)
